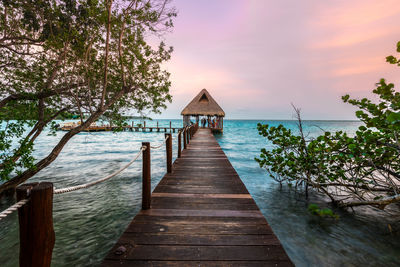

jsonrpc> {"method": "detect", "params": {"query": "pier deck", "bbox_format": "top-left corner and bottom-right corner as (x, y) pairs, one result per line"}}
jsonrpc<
(102, 128), (293, 266)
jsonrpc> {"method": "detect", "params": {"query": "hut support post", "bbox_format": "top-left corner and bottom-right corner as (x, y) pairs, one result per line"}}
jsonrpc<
(218, 116), (224, 130)
(183, 115), (190, 127)
(142, 142), (151, 210)
(17, 182), (55, 267)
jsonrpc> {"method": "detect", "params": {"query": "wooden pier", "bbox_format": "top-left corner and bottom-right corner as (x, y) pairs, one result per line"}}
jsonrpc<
(58, 121), (181, 133)
(102, 128), (293, 266)
(59, 125), (182, 133)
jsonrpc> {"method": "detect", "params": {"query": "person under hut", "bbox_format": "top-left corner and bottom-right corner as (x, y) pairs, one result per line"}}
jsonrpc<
(201, 117), (206, 127)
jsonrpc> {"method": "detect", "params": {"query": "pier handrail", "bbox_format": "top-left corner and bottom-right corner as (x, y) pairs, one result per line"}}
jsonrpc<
(150, 134), (170, 149)
(0, 146), (146, 219)
(53, 146), (146, 194)
(0, 199), (29, 221)
(0, 124), (198, 217)
(0, 123), (199, 267)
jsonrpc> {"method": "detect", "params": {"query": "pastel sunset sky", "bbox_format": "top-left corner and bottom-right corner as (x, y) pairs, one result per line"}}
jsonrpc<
(152, 0), (400, 120)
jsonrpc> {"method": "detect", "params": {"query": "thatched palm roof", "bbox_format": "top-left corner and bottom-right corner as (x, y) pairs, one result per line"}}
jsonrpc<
(181, 89), (225, 117)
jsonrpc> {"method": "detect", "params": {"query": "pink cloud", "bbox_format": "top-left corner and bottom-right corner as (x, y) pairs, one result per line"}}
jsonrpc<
(153, 0), (400, 120)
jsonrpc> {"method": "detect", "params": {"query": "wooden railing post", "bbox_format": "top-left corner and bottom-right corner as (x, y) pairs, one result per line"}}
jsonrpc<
(142, 142), (151, 210)
(169, 121), (172, 133)
(178, 130), (182, 158)
(17, 182), (55, 267)
(183, 128), (187, 149)
(165, 133), (172, 173)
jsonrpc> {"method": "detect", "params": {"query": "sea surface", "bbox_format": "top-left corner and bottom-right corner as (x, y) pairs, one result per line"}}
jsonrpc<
(0, 119), (399, 266)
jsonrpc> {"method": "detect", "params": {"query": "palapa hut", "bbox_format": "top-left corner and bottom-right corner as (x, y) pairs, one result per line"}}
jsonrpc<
(181, 89), (225, 133)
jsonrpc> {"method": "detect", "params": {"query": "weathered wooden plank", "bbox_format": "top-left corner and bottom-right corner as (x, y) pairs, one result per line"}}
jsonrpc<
(139, 209), (265, 218)
(132, 215), (269, 224)
(107, 245), (291, 261)
(151, 202), (259, 210)
(103, 260), (294, 267)
(158, 178), (244, 185)
(125, 222), (273, 235)
(107, 233), (281, 246)
(151, 197), (256, 205)
(153, 185), (248, 194)
(151, 193), (252, 199)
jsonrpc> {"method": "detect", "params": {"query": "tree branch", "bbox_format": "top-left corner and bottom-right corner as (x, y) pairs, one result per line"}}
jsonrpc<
(0, 85), (132, 196)
(101, 0), (113, 109)
(0, 82), (86, 109)
(339, 194), (400, 209)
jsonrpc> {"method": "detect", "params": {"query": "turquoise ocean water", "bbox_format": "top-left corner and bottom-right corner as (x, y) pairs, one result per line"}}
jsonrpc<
(0, 119), (399, 266)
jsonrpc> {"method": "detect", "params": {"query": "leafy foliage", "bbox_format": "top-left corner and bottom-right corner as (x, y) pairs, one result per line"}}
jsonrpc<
(256, 42), (400, 209)
(308, 204), (339, 219)
(0, 0), (176, 193)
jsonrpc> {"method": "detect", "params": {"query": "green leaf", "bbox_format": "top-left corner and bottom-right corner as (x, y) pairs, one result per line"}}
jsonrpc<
(386, 112), (400, 123)
(348, 144), (357, 150)
(355, 110), (364, 118)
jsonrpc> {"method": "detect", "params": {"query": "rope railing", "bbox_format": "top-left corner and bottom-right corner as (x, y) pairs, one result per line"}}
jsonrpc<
(0, 199), (29, 222)
(54, 146), (146, 194)
(0, 126), (194, 221)
(150, 134), (170, 149)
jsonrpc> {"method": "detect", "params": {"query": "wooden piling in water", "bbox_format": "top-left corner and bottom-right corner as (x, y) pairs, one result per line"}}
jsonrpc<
(17, 182), (55, 267)
(142, 142), (151, 210)
(178, 130), (182, 158)
(183, 127), (187, 149)
(165, 133), (172, 173)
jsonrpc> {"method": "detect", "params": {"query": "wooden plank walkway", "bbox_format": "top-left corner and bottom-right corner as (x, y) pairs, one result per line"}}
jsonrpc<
(102, 128), (293, 266)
